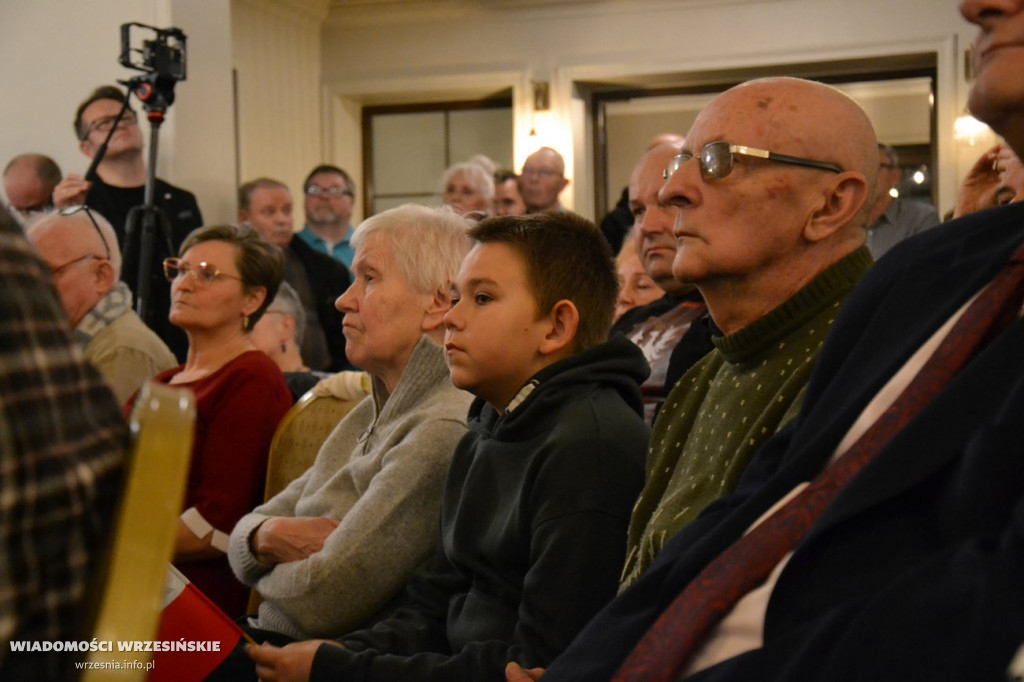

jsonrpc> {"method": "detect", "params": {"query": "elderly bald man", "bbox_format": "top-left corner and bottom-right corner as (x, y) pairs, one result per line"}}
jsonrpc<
(615, 76), (878, 587)
(3, 153), (61, 227)
(507, 75), (878, 681)
(29, 207), (175, 404)
(520, 147), (569, 213)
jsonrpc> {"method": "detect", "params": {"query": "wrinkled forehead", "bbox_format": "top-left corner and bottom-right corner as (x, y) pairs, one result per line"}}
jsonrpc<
(352, 230), (396, 269)
(629, 147), (679, 203)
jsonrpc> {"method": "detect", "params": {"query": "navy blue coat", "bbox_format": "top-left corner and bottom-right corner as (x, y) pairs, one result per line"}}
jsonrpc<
(546, 201), (1024, 682)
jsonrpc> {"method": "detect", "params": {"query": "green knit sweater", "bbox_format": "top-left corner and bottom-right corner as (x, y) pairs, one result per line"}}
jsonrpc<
(620, 247), (873, 588)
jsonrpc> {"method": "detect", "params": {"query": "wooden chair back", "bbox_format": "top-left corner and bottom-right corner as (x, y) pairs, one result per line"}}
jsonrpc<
(81, 382), (196, 680)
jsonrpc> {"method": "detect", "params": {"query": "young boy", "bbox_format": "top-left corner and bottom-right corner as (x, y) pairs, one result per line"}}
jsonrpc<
(248, 212), (650, 681)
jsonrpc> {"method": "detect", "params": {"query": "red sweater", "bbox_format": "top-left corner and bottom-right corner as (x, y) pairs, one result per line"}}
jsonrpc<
(150, 350), (291, 617)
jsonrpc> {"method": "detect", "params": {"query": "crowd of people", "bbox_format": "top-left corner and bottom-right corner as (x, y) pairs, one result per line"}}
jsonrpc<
(6, 1), (1024, 680)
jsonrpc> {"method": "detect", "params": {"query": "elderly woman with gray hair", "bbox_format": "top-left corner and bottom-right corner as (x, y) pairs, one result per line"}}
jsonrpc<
(442, 159), (495, 218)
(223, 204), (473, 669)
(250, 280), (332, 401)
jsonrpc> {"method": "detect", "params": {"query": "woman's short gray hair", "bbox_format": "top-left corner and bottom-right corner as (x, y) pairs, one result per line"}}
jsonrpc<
(268, 281), (307, 345)
(352, 204), (472, 294)
(442, 161), (495, 203)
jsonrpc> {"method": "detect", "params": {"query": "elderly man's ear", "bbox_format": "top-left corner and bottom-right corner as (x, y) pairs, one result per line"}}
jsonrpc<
(95, 259), (119, 293)
(803, 173), (871, 244)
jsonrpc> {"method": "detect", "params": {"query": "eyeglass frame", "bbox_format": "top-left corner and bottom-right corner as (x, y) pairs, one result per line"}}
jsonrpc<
(663, 141), (844, 182)
(48, 254), (105, 278)
(59, 205), (111, 261)
(304, 185), (353, 199)
(79, 109), (138, 142)
(162, 257), (244, 286)
(520, 167), (563, 180)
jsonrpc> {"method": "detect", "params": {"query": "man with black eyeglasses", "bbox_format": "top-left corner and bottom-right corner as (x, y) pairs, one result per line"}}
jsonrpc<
(296, 164), (358, 269)
(52, 85), (203, 361)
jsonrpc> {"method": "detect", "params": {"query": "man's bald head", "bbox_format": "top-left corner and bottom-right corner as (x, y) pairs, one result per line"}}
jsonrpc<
(521, 147), (569, 212)
(660, 76), (876, 334)
(647, 133), (685, 151)
(28, 211), (121, 326)
(3, 154), (61, 225)
(691, 76), (878, 228)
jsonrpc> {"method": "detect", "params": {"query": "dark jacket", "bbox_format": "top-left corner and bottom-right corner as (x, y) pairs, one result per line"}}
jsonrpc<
(288, 237), (351, 371)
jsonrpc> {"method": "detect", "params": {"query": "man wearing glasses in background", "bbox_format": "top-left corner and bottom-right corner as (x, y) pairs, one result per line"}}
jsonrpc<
(520, 147), (570, 213)
(2, 153), (62, 229)
(296, 164), (358, 269)
(51, 85), (204, 361)
(27, 206), (176, 406)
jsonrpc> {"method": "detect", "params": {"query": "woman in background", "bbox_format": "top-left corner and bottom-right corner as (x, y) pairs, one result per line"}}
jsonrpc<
(614, 233), (663, 322)
(250, 281), (332, 401)
(442, 160), (494, 218)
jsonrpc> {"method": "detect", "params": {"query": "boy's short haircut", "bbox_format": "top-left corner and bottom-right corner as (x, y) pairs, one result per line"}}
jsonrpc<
(468, 213), (617, 350)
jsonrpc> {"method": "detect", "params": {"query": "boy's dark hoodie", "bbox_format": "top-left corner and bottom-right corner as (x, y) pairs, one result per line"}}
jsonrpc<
(311, 334), (651, 681)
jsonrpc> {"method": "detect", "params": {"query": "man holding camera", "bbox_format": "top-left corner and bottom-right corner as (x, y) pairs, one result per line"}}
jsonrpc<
(53, 85), (203, 361)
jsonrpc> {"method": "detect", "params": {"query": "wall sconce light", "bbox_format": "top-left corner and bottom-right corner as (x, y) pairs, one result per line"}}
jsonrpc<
(532, 80), (550, 112)
(529, 80), (551, 138)
(954, 111), (990, 146)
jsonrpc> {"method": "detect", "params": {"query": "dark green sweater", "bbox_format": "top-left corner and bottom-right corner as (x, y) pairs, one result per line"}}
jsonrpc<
(621, 247), (873, 588)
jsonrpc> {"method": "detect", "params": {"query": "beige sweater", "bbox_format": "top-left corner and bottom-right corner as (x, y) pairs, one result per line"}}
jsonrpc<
(227, 337), (473, 639)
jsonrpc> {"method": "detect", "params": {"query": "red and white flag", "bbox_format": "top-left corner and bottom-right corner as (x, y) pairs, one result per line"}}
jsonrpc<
(148, 564), (245, 682)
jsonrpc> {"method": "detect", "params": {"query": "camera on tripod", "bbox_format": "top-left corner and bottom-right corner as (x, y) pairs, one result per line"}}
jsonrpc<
(106, 22), (188, 326)
(120, 23), (187, 81)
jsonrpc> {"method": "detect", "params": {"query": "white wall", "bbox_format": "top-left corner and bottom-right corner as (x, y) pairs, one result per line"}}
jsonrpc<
(231, 0), (328, 218)
(0, 0), (163, 190)
(321, 0), (981, 218)
(0, 0), (239, 224)
(0, 0), (989, 223)
(167, 0), (236, 224)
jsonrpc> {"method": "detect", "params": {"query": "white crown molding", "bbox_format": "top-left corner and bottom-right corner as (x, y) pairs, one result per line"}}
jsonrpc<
(326, 0), (783, 29)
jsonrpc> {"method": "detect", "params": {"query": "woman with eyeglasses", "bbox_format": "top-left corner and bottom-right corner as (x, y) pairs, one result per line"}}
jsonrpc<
(136, 223), (292, 618)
